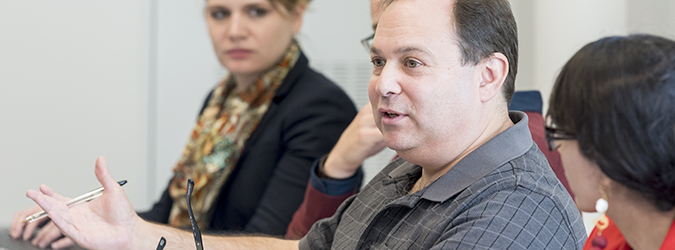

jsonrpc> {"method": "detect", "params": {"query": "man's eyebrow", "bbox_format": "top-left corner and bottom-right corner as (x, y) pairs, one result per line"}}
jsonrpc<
(371, 45), (431, 57)
(396, 46), (431, 56)
(370, 46), (381, 55)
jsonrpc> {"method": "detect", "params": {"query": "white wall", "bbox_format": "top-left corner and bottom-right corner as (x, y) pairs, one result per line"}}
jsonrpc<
(3, 0), (675, 228)
(513, 0), (675, 111)
(0, 0), (151, 224)
(531, 0), (628, 112)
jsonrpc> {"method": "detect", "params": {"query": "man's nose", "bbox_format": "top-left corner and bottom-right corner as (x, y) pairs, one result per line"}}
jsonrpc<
(373, 64), (402, 97)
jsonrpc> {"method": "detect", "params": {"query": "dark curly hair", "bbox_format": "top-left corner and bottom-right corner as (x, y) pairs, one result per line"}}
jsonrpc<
(548, 34), (675, 211)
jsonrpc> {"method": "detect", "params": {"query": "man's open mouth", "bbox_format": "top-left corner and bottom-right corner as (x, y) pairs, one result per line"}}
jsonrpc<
(385, 112), (399, 118)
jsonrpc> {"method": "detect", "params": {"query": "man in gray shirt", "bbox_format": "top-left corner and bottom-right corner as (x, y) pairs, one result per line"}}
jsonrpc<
(302, 112), (585, 249)
(25, 0), (586, 249)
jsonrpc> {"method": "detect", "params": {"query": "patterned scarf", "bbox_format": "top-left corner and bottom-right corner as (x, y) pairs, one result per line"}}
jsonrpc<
(167, 43), (300, 229)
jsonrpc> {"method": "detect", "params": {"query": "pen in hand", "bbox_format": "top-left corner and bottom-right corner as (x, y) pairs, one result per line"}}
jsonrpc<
(21, 180), (128, 223)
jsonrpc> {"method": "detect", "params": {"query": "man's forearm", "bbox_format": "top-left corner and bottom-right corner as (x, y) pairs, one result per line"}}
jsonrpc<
(202, 234), (299, 250)
(132, 220), (299, 250)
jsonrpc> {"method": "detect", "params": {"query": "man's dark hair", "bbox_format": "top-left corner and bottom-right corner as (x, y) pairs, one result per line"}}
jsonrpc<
(381, 0), (518, 104)
(453, 0), (518, 104)
(548, 34), (675, 211)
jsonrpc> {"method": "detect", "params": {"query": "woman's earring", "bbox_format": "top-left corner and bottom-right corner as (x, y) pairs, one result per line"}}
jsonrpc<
(591, 195), (610, 249)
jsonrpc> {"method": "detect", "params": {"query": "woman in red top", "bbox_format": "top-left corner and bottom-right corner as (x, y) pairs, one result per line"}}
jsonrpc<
(584, 217), (631, 250)
(546, 34), (675, 250)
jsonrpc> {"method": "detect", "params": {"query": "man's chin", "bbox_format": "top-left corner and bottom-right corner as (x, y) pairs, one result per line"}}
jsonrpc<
(382, 133), (410, 152)
(385, 140), (416, 159)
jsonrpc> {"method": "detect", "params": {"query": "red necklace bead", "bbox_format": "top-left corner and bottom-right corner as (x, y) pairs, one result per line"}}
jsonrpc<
(591, 235), (608, 249)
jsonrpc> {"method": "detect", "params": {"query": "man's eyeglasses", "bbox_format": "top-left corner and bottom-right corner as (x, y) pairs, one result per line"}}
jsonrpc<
(186, 179), (204, 250)
(155, 179), (203, 249)
(544, 117), (576, 151)
(361, 33), (374, 53)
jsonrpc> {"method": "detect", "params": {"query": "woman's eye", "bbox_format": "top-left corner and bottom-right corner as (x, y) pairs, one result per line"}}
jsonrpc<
(211, 10), (229, 20)
(405, 59), (421, 68)
(371, 58), (385, 67)
(249, 8), (267, 17)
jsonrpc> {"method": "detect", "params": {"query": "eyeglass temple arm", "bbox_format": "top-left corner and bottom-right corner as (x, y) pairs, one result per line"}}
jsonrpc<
(187, 179), (204, 250)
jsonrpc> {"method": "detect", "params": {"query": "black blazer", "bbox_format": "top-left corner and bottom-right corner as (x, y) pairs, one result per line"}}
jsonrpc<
(139, 52), (357, 236)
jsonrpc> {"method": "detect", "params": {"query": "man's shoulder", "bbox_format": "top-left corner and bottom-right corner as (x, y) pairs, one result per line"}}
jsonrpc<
(454, 144), (582, 223)
(472, 144), (570, 201)
(446, 145), (587, 248)
(505, 143), (566, 195)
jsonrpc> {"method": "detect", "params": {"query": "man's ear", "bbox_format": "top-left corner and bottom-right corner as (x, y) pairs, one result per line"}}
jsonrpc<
(479, 52), (508, 103)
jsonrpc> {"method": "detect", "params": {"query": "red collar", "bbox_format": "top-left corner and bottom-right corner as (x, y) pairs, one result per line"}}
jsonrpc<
(659, 219), (675, 250)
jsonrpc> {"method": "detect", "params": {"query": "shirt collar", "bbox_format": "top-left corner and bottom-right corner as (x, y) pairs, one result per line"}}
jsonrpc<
(387, 111), (533, 202)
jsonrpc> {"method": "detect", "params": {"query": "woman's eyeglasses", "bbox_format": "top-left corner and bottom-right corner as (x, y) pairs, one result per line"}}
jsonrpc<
(544, 116), (576, 151)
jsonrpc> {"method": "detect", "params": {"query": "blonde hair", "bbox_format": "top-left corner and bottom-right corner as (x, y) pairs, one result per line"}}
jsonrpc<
(270, 0), (310, 12)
